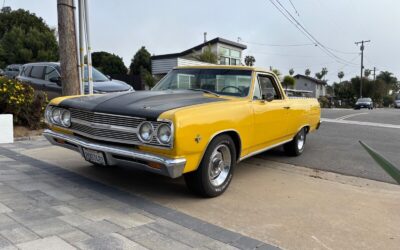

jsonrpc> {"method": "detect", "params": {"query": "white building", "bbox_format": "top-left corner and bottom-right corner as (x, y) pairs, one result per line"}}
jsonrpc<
(294, 74), (327, 98)
(151, 37), (247, 77)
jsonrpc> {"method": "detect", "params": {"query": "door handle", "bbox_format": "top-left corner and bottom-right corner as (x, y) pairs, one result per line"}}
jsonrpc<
(283, 106), (291, 109)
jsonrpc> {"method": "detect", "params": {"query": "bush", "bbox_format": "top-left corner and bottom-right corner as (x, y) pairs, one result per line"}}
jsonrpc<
(0, 77), (48, 129)
(318, 96), (330, 108)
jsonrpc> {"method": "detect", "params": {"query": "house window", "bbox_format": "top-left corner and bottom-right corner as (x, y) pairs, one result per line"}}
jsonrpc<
(219, 46), (241, 65)
(219, 56), (230, 65)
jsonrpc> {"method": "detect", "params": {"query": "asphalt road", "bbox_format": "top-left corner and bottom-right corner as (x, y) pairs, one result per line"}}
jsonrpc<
(259, 108), (400, 184)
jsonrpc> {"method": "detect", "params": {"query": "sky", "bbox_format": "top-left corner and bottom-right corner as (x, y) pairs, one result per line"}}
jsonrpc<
(4, 0), (400, 83)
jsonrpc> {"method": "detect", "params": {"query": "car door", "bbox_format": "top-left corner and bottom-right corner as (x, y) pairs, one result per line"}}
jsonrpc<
(252, 73), (290, 149)
(43, 66), (62, 99)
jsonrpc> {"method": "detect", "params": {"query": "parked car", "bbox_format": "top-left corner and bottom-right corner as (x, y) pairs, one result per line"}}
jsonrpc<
(354, 97), (373, 109)
(395, 94), (400, 108)
(43, 65), (321, 197)
(17, 62), (133, 99)
(0, 68), (4, 76)
(3, 64), (22, 79)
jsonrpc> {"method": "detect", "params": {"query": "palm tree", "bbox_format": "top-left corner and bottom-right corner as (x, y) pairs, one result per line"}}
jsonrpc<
(338, 71), (344, 82)
(244, 55), (256, 66)
(289, 68), (294, 76)
(305, 68), (311, 76)
(315, 72), (323, 80)
(321, 67), (328, 80)
(364, 69), (371, 78)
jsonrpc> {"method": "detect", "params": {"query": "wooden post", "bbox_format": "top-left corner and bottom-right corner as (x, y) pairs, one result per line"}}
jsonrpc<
(57, 0), (80, 96)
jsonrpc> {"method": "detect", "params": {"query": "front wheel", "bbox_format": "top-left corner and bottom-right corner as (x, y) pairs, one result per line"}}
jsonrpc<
(284, 128), (306, 156)
(184, 135), (236, 197)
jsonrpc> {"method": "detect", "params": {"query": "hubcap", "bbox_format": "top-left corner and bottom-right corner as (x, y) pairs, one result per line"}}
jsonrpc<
(208, 144), (231, 186)
(297, 130), (305, 150)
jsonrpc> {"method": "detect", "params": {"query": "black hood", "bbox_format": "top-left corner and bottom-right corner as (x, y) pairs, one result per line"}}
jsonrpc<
(58, 90), (226, 120)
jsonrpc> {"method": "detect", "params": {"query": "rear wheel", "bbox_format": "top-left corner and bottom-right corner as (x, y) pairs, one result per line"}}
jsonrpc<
(284, 128), (306, 156)
(184, 135), (236, 197)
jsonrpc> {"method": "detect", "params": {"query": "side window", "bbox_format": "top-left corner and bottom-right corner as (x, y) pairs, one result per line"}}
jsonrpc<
(258, 75), (282, 100)
(253, 77), (262, 100)
(30, 66), (45, 79)
(44, 66), (60, 81)
(21, 66), (32, 77)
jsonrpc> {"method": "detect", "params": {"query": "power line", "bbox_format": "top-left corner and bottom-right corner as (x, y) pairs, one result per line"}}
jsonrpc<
(268, 0), (358, 66)
(288, 0), (299, 16)
(325, 46), (359, 55)
(242, 40), (315, 47)
(248, 50), (332, 58)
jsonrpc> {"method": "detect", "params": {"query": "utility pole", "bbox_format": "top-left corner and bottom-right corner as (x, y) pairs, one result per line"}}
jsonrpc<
(57, 0), (80, 96)
(355, 40), (370, 98)
(372, 67), (376, 82)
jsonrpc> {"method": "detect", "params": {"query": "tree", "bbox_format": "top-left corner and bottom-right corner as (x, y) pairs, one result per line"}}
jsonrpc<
(338, 71), (344, 82)
(193, 44), (217, 64)
(321, 67), (328, 79)
(315, 67), (328, 81)
(377, 71), (398, 90)
(244, 55), (255, 66)
(0, 8), (58, 68)
(305, 68), (311, 76)
(289, 68), (294, 76)
(129, 46), (151, 75)
(315, 72), (323, 80)
(364, 69), (371, 78)
(282, 75), (295, 90)
(92, 51), (127, 75)
(271, 68), (281, 77)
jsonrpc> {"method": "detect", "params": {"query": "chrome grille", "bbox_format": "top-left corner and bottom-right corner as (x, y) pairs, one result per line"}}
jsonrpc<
(68, 109), (170, 147)
(70, 109), (143, 128)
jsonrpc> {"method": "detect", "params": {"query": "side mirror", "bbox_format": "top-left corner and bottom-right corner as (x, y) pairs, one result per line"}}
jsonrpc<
(106, 75), (112, 80)
(262, 92), (274, 102)
(49, 76), (61, 86)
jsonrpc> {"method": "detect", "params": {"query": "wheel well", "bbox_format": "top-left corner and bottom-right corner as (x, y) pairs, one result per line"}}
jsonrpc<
(304, 125), (310, 133)
(220, 131), (242, 161)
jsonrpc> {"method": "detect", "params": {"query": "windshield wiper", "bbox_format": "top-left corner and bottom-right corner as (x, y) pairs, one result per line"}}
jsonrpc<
(188, 88), (220, 97)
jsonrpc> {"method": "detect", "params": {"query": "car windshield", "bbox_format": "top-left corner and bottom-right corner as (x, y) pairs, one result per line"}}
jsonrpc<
(396, 94), (400, 100)
(358, 98), (371, 102)
(152, 68), (253, 97)
(83, 66), (109, 82)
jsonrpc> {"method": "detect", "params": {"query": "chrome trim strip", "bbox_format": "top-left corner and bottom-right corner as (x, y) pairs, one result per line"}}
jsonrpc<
(43, 129), (186, 178)
(239, 139), (292, 161)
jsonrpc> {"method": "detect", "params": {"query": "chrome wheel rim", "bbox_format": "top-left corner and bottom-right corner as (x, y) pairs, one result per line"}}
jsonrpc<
(297, 130), (305, 150)
(208, 144), (231, 187)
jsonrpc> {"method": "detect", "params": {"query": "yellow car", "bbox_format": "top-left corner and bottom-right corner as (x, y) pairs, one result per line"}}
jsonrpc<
(44, 66), (321, 197)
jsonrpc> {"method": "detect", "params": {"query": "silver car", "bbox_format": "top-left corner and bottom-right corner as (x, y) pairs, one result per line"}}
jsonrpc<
(17, 62), (134, 99)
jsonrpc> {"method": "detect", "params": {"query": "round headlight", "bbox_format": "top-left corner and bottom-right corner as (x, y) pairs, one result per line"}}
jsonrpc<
(60, 110), (71, 127)
(139, 122), (154, 142)
(52, 108), (62, 124)
(157, 124), (172, 144)
(45, 106), (53, 124)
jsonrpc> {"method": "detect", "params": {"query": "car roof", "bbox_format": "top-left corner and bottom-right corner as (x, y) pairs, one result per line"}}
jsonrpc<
(21, 62), (60, 67)
(175, 65), (274, 74)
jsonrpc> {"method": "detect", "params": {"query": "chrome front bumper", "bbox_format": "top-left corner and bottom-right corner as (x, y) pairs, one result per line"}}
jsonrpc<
(43, 129), (186, 178)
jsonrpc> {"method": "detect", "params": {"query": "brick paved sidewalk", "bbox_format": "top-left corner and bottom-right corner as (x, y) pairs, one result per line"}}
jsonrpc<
(0, 139), (278, 250)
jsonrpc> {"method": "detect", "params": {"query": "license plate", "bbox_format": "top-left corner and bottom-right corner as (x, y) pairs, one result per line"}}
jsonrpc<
(82, 148), (106, 166)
